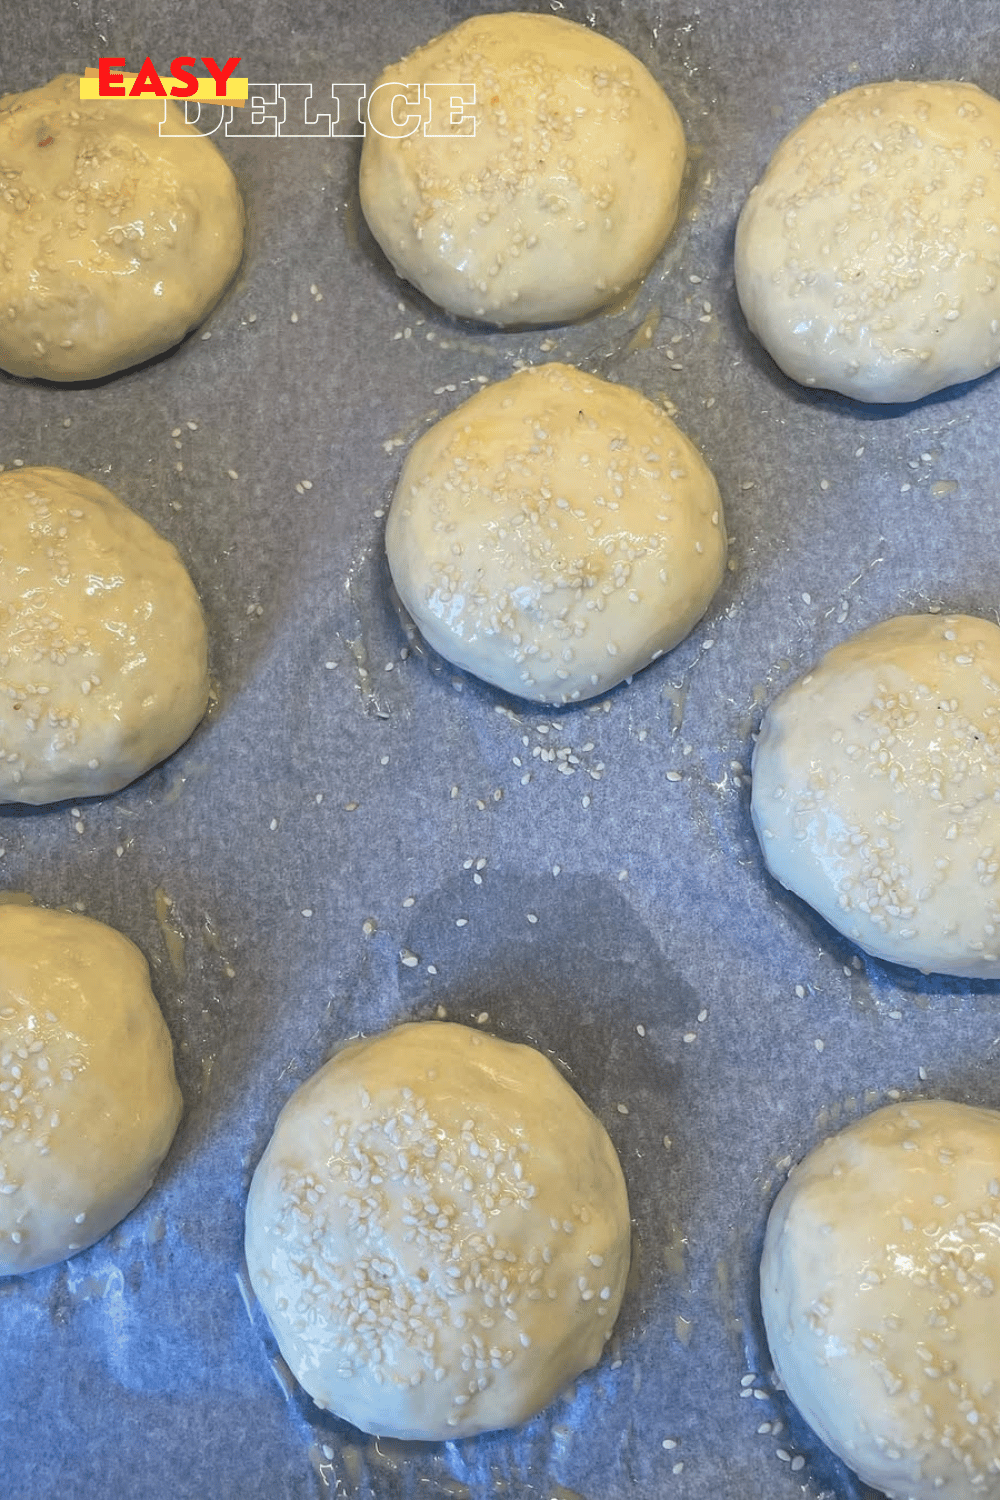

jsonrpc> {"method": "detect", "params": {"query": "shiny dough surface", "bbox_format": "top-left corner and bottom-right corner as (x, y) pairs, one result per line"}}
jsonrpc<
(0, 465), (209, 805)
(0, 73), (244, 380)
(360, 12), (686, 326)
(386, 362), (726, 704)
(751, 614), (1000, 978)
(0, 903), (182, 1276)
(762, 1099), (1000, 1499)
(245, 1021), (631, 1440)
(735, 81), (1000, 402)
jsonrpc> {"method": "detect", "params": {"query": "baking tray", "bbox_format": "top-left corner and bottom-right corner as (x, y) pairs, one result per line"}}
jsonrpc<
(3, 2), (1000, 1497)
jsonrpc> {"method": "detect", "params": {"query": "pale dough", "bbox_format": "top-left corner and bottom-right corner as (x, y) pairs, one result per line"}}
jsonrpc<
(751, 614), (1000, 978)
(360, 12), (686, 326)
(385, 362), (726, 704)
(244, 1020), (631, 1440)
(0, 73), (244, 381)
(0, 903), (182, 1275)
(0, 465), (209, 804)
(762, 1099), (1000, 1499)
(735, 80), (1000, 402)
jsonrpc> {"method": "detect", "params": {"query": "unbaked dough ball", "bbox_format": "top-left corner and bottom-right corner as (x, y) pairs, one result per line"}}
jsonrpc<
(244, 1020), (630, 1440)
(360, 13), (686, 326)
(751, 614), (1000, 978)
(0, 903), (182, 1275)
(0, 73), (244, 381)
(0, 465), (209, 805)
(762, 1099), (1000, 1499)
(735, 80), (1000, 402)
(386, 362), (726, 704)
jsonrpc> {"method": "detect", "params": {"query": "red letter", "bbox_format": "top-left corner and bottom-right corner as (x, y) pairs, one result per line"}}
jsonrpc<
(98, 57), (127, 97)
(169, 56), (198, 98)
(201, 56), (241, 98)
(129, 56), (166, 98)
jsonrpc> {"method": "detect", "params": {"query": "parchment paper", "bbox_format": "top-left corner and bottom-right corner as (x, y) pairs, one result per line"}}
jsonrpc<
(3, 3), (1000, 1497)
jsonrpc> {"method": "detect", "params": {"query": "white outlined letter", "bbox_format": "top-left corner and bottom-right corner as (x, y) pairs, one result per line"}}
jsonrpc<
(366, 81), (421, 139)
(331, 83), (367, 137)
(225, 82), (281, 137)
(277, 83), (332, 137)
(422, 83), (476, 137)
(159, 100), (229, 136)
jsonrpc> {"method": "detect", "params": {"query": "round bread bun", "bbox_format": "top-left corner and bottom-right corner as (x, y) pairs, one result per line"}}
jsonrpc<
(244, 1020), (631, 1440)
(761, 1099), (1000, 1499)
(751, 613), (1000, 978)
(0, 73), (244, 381)
(0, 465), (209, 805)
(385, 362), (726, 704)
(0, 902), (182, 1276)
(359, 12), (686, 326)
(735, 80), (1000, 403)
